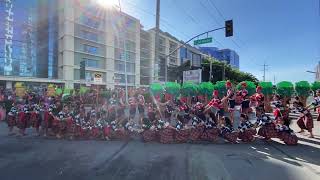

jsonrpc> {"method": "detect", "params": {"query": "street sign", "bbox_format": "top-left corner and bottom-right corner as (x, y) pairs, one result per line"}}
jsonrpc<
(194, 37), (212, 45)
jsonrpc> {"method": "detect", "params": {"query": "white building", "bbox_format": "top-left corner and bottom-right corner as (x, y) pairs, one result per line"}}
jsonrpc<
(148, 28), (181, 82)
(58, 0), (141, 89)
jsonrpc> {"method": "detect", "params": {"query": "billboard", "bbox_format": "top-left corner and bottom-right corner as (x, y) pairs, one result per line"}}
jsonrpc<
(183, 69), (202, 84)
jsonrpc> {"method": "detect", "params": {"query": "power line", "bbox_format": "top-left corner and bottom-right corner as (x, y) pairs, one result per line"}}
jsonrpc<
(124, 0), (189, 39)
(207, 0), (226, 21)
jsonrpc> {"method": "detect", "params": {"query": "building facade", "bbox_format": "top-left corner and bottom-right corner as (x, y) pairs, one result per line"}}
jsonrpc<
(140, 29), (152, 86)
(148, 29), (181, 82)
(180, 44), (209, 67)
(0, 0), (61, 89)
(59, 0), (141, 89)
(0, 0), (141, 89)
(199, 47), (240, 69)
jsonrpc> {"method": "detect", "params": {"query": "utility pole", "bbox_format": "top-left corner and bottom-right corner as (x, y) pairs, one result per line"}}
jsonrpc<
(209, 57), (212, 82)
(118, 0), (128, 103)
(222, 60), (226, 80)
(273, 75), (276, 84)
(154, 0), (160, 82)
(262, 62), (268, 81)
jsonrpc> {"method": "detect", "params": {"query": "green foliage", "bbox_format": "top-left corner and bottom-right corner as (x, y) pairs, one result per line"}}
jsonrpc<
(295, 81), (310, 97)
(198, 82), (214, 97)
(181, 82), (198, 96)
(236, 81), (256, 96)
(164, 82), (181, 97)
(80, 87), (89, 94)
(55, 88), (63, 96)
(311, 81), (320, 92)
(214, 81), (227, 98)
(63, 88), (73, 94)
(62, 93), (72, 103)
(150, 83), (163, 95)
(100, 90), (111, 98)
(143, 92), (152, 103)
(276, 81), (294, 97)
(202, 58), (259, 84)
(258, 82), (273, 95)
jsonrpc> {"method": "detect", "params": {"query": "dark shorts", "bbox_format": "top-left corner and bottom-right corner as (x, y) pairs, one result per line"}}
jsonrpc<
(228, 100), (235, 109)
(216, 109), (224, 116)
(241, 100), (250, 109)
(129, 107), (136, 116)
(138, 104), (145, 114)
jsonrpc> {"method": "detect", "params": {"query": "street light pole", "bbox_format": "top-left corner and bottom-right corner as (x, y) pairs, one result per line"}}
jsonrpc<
(154, 0), (160, 82)
(118, 0), (128, 102)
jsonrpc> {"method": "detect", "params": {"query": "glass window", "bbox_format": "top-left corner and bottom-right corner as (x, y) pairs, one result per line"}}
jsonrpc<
(81, 15), (100, 29)
(83, 58), (99, 68)
(114, 36), (125, 48)
(114, 48), (135, 62)
(114, 73), (125, 83)
(81, 30), (98, 41)
(115, 61), (125, 72)
(127, 75), (135, 84)
(125, 40), (136, 52)
(126, 63), (135, 73)
(83, 44), (98, 54)
(170, 57), (177, 64)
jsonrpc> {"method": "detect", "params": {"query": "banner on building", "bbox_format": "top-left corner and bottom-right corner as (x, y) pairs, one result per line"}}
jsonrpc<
(94, 73), (103, 83)
(15, 82), (25, 97)
(183, 69), (202, 84)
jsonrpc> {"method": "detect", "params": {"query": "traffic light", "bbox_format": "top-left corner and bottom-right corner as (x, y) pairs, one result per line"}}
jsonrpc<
(80, 61), (86, 80)
(225, 20), (233, 37)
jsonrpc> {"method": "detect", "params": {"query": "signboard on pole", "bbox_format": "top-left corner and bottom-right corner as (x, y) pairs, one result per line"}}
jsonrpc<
(94, 73), (102, 83)
(183, 69), (202, 84)
(194, 37), (212, 45)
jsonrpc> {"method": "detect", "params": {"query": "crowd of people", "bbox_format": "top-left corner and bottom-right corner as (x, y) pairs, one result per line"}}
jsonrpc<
(0, 81), (318, 145)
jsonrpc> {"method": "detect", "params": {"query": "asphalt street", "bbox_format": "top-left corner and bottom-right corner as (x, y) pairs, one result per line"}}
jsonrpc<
(0, 115), (320, 180)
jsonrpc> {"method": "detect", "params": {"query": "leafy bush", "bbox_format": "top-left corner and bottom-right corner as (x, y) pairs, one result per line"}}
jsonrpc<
(276, 81), (294, 97)
(295, 81), (310, 97)
(258, 82), (273, 95)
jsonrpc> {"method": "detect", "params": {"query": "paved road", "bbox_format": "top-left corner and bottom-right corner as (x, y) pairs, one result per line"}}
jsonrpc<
(1, 101), (320, 180)
(0, 119), (320, 180)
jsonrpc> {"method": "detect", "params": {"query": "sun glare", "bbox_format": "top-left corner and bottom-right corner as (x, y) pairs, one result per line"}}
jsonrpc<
(95, 0), (119, 8)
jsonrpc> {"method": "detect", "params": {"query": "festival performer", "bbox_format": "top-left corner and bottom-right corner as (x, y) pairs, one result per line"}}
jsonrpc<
(176, 99), (190, 124)
(117, 91), (127, 124)
(306, 89), (320, 121)
(31, 102), (42, 136)
(18, 100), (31, 136)
(238, 82), (250, 115)
(108, 93), (118, 123)
(225, 80), (236, 123)
(252, 86), (265, 117)
(275, 119), (298, 145)
(7, 103), (18, 135)
(128, 93), (137, 120)
(220, 116), (238, 143)
(293, 101), (314, 138)
(55, 105), (71, 139)
(74, 110), (86, 138)
(272, 94), (290, 126)
(256, 113), (278, 140)
(205, 90), (224, 126)
(137, 93), (146, 122)
(44, 101), (57, 137)
(237, 114), (256, 142)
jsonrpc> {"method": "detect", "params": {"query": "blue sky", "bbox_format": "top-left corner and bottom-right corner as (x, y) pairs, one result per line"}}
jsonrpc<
(121, 0), (320, 83)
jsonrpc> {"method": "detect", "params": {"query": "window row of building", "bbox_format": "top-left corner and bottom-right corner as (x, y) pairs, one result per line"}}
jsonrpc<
(0, 0), (239, 89)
